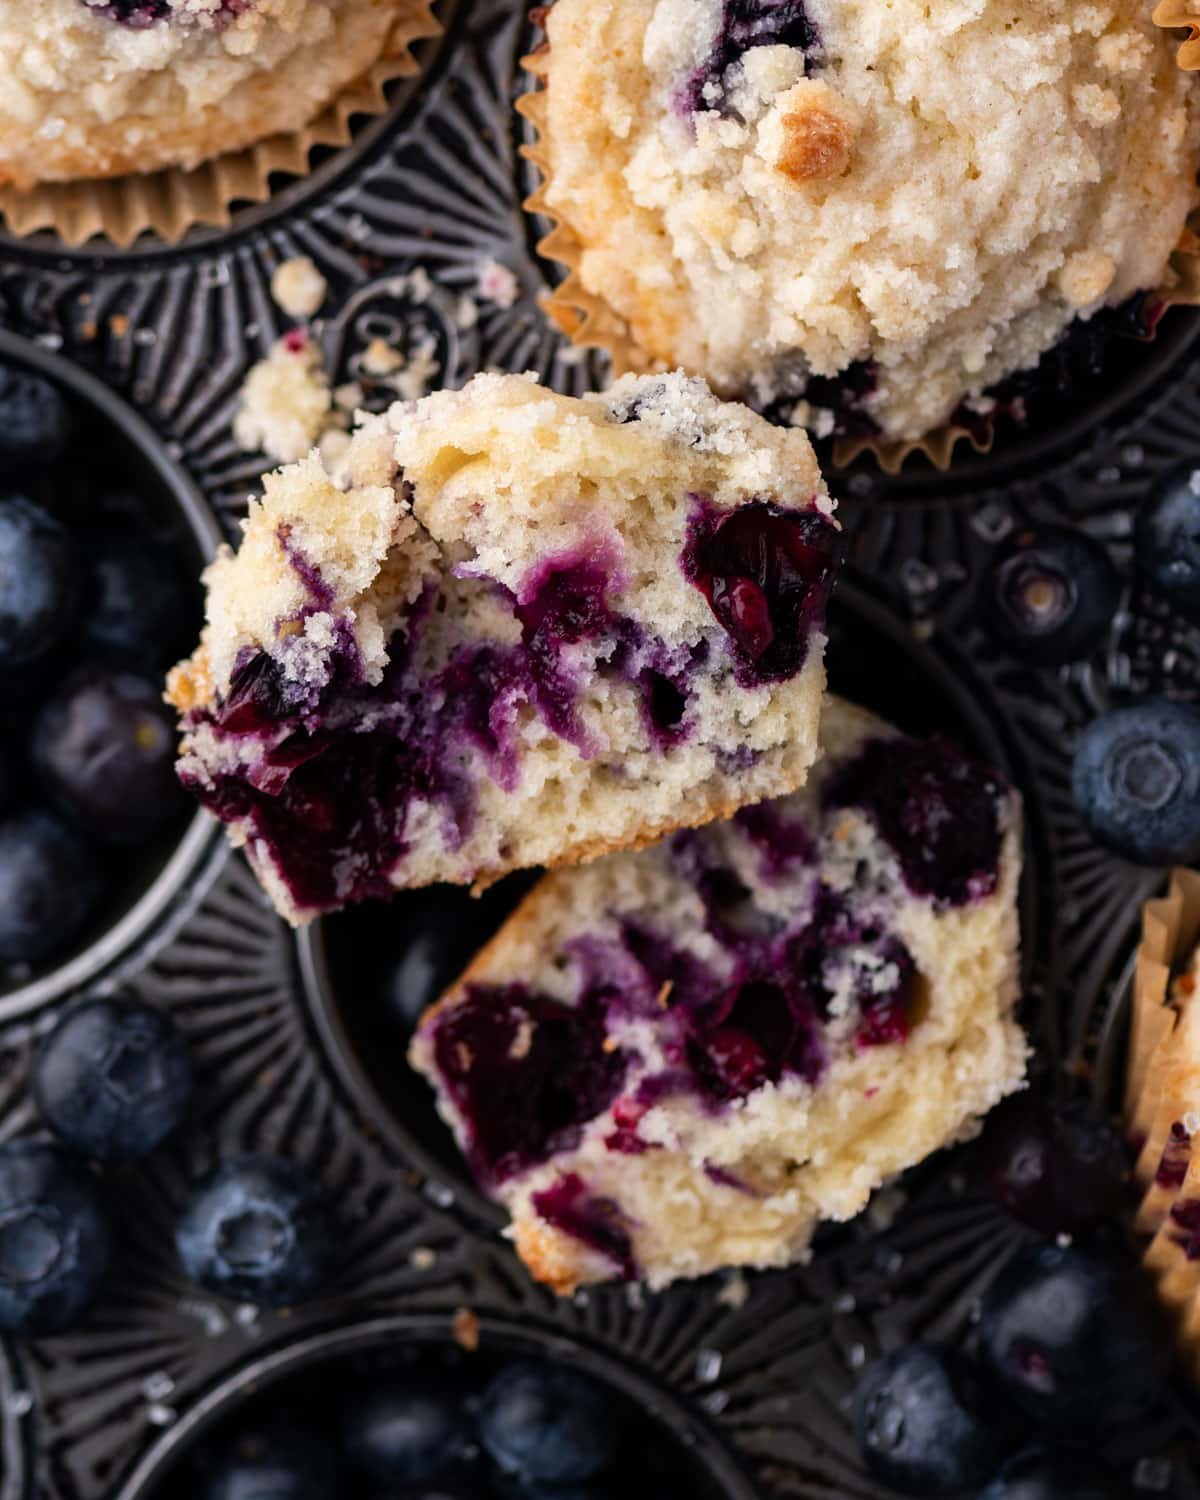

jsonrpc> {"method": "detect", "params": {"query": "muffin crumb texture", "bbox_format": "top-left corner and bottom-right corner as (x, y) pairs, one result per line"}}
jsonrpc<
(538, 0), (1200, 440)
(172, 371), (839, 923)
(410, 698), (1026, 1292)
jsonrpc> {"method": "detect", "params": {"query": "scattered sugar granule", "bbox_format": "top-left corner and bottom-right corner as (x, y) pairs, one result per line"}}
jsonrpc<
(386, 338), (441, 403)
(271, 257), (328, 320)
(409, 1246), (437, 1271)
(716, 1269), (748, 1309)
(361, 337), (405, 377)
(234, 334), (332, 464)
(476, 258), (519, 309)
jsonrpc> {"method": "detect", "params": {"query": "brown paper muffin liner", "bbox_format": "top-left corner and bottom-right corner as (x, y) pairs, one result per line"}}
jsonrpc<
(1124, 868), (1200, 1379)
(0, 1), (441, 249)
(1155, 0), (1200, 69)
(518, 39), (1200, 475)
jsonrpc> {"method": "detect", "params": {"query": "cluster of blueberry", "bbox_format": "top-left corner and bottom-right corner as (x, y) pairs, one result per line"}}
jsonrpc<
(854, 1091), (1182, 1500)
(0, 996), (334, 1335)
(981, 506), (1200, 867)
(187, 1359), (653, 1500)
(0, 360), (196, 980)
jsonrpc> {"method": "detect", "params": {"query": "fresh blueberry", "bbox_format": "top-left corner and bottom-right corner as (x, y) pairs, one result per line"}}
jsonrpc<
(0, 497), (75, 671)
(478, 1363), (619, 1484)
(0, 811), (103, 965)
(1134, 463), (1200, 615)
(0, 1142), (111, 1334)
(82, 532), (187, 668)
(34, 668), (185, 844)
(342, 1382), (474, 1484)
(980, 1243), (1171, 1429)
(1072, 698), (1200, 865)
(981, 1090), (1126, 1233)
(983, 528), (1120, 664)
(0, 365), (70, 467)
(33, 997), (192, 1162)
(978, 1449), (1117, 1500)
(853, 1343), (1003, 1495)
(200, 1427), (341, 1500)
(176, 1155), (334, 1307)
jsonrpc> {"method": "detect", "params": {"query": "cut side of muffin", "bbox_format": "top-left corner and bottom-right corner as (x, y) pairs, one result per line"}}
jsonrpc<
(169, 371), (840, 924)
(410, 698), (1027, 1293)
(526, 0), (1200, 445)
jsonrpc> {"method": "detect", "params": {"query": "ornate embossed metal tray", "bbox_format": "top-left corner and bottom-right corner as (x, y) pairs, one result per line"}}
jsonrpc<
(1, 2), (1200, 1495)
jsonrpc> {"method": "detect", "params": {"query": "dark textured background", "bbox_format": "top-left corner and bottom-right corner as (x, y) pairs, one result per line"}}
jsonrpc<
(1, 1), (1200, 1493)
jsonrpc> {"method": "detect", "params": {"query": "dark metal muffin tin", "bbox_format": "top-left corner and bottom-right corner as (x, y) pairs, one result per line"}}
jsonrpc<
(0, 0), (1199, 1494)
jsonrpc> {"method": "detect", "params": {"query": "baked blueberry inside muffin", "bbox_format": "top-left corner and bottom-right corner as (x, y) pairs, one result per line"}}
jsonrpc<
(169, 371), (840, 924)
(410, 698), (1026, 1293)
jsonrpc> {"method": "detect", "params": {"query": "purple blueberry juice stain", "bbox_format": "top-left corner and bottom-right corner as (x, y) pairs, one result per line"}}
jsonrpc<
(428, 984), (627, 1186)
(825, 736), (1007, 908)
(682, 0), (820, 114)
(181, 537), (710, 911)
(1170, 1197), (1200, 1260)
(734, 800), (815, 875)
(531, 1174), (637, 1280)
(703, 1162), (758, 1195)
(276, 523), (335, 611)
(681, 498), (838, 685)
(1155, 1122), (1192, 1190)
(84, 0), (249, 24)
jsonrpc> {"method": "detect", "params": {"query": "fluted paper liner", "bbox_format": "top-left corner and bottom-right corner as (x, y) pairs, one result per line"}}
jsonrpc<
(1124, 868), (1200, 1379)
(518, 41), (1200, 476)
(0, 1), (441, 249)
(1155, 0), (1200, 68)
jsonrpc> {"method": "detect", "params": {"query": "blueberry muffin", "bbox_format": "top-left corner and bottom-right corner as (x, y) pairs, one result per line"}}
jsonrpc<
(168, 371), (840, 924)
(0, 0), (432, 188)
(527, 0), (1200, 444)
(410, 698), (1026, 1293)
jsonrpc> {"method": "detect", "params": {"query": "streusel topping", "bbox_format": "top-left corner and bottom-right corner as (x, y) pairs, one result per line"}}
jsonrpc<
(540, 0), (1200, 440)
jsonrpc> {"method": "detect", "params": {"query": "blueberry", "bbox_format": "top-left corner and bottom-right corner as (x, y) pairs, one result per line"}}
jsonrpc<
(343, 1382), (474, 1484)
(0, 1142), (111, 1334)
(176, 1155), (334, 1307)
(200, 1427), (341, 1500)
(980, 1243), (1171, 1429)
(34, 668), (185, 844)
(478, 1364), (619, 1484)
(983, 528), (1120, 664)
(0, 497), (75, 671)
(82, 532), (187, 668)
(1072, 698), (1200, 865)
(1134, 463), (1200, 615)
(981, 1091), (1126, 1233)
(0, 811), (102, 965)
(33, 997), (192, 1162)
(0, 365), (70, 467)
(853, 1343), (1003, 1495)
(978, 1449), (1117, 1500)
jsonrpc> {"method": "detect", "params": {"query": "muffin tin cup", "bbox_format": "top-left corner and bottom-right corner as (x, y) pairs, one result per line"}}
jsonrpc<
(0, 329), (226, 1024)
(0, 2), (446, 250)
(0, 0), (1197, 1492)
(111, 1312), (759, 1500)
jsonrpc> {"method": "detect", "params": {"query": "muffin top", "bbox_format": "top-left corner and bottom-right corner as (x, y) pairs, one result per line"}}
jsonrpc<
(0, 0), (409, 186)
(538, 0), (1200, 441)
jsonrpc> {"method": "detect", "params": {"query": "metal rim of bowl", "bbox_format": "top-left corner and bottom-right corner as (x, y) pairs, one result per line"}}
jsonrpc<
(111, 1309), (759, 1500)
(0, 328), (226, 1025)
